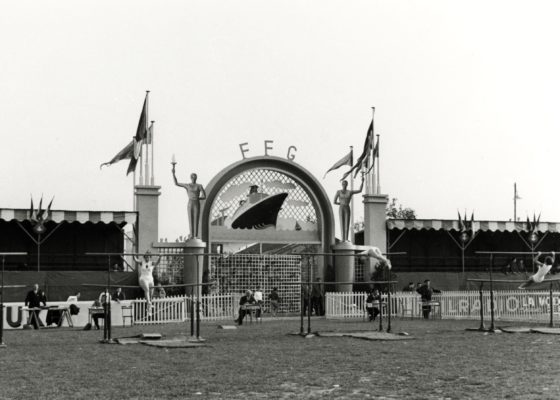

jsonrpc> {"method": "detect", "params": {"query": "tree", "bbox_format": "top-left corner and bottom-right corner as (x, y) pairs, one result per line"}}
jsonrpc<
(386, 198), (416, 220)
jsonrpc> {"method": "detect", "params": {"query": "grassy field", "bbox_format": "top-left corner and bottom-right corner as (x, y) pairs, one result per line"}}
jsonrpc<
(1, 317), (559, 399)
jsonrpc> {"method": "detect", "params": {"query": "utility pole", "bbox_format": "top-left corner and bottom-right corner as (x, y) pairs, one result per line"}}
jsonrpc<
(513, 183), (521, 221)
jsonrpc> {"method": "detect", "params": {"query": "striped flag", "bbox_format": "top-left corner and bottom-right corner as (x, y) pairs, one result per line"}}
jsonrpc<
(323, 149), (353, 178)
(342, 120), (373, 181)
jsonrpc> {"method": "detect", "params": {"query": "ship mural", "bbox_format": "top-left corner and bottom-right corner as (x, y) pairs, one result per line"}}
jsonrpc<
(209, 170), (320, 243)
(227, 185), (288, 229)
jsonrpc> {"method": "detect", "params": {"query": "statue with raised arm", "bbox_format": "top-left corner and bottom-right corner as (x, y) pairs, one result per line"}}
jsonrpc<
(172, 161), (207, 239)
(333, 173), (364, 242)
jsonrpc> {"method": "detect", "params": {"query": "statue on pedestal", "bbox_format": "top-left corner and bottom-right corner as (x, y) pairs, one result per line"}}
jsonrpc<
(172, 158), (207, 239)
(333, 174), (364, 242)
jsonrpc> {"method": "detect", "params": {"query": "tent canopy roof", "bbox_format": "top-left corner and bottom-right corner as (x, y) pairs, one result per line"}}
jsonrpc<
(387, 219), (560, 233)
(0, 208), (137, 225)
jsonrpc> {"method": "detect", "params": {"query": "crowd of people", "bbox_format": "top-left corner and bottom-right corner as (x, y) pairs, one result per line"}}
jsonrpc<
(234, 280), (327, 325)
(22, 277), (443, 329)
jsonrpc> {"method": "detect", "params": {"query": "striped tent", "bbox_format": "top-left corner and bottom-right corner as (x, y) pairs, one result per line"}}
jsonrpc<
(387, 219), (560, 233)
(0, 208), (137, 225)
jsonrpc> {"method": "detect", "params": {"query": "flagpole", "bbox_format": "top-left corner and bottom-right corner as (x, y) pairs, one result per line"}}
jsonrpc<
(376, 134), (380, 194)
(139, 145), (144, 186)
(151, 121), (155, 185)
(371, 107), (376, 194)
(350, 146), (355, 244)
(144, 91), (150, 185)
(514, 182), (517, 222)
(133, 168), (137, 211)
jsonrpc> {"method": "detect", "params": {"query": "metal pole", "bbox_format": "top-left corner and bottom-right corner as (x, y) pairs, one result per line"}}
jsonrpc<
(196, 256), (201, 339)
(190, 295), (195, 337)
(513, 183), (517, 222)
(478, 282), (485, 331)
(378, 288), (383, 332)
(376, 134), (380, 194)
(37, 233), (41, 272)
(103, 255), (110, 342)
(489, 254), (495, 332)
(387, 284), (392, 333)
(299, 282), (304, 335)
(307, 257), (311, 335)
(549, 282), (554, 328)
(461, 245), (465, 276)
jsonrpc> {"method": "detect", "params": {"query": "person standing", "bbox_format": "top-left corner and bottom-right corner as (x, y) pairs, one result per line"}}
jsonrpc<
(24, 283), (44, 329)
(365, 289), (381, 321)
(268, 287), (280, 317)
(416, 280), (441, 319)
(311, 278), (324, 316)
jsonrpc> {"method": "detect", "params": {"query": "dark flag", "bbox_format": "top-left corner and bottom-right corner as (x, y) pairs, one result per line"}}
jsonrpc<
(100, 141), (134, 169)
(342, 120), (373, 181)
(126, 155), (139, 176)
(128, 92), (149, 175)
(323, 149), (353, 178)
(365, 137), (379, 175)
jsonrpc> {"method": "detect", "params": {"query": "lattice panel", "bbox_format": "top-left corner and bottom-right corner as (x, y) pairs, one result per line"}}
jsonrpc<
(210, 169), (318, 225)
(154, 248), (184, 286)
(209, 254), (302, 314)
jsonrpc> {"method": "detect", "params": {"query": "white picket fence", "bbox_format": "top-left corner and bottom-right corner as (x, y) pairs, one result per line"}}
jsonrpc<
(131, 294), (238, 325)
(128, 290), (560, 325)
(326, 291), (560, 322)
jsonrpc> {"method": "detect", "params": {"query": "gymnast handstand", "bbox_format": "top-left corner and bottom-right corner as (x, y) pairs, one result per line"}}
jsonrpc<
(358, 246), (392, 270)
(133, 251), (162, 315)
(518, 251), (555, 289)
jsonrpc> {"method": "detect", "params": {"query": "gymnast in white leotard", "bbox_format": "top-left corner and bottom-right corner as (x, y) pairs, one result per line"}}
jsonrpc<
(519, 252), (555, 289)
(134, 251), (162, 313)
(358, 246), (392, 270)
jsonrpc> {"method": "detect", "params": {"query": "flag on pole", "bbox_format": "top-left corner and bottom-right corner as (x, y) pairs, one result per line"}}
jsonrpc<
(342, 120), (373, 181)
(127, 92), (149, 175)
(365, 137), (379, 174)
(323, 149), (353, 178)
(146, 121), (154, 145)
(126, 153), (139, 176)
(100, 141), (134, 169)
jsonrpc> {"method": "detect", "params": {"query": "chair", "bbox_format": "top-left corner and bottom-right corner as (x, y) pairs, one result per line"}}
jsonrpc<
(400, 297), (416, 319)
(121, 305), (134, 327)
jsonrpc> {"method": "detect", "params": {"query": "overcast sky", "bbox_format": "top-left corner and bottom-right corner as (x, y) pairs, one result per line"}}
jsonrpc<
(2, 1), (560, 240)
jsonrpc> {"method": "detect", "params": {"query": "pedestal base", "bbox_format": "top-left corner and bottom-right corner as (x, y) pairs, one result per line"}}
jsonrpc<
(183, 238), (206, 297)
(332, 241), (358, 292)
